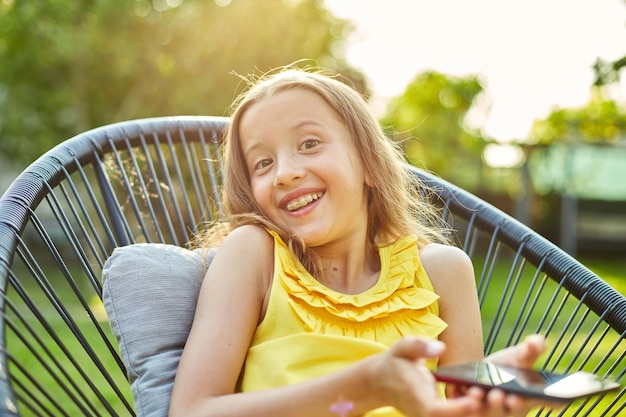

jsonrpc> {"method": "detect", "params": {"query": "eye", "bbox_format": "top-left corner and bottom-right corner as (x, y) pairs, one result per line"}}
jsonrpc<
(300, 139), (319, 150)
(253, 158), (273, 171)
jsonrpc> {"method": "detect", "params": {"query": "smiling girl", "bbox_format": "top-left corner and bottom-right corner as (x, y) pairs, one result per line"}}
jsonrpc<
(169, 68), (553, 417)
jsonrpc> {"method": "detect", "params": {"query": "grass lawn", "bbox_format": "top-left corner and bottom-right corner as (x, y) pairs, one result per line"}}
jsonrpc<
(471, 252), (624, 417)
(4, 251), (624, 416)
(4, 265), (134, 417)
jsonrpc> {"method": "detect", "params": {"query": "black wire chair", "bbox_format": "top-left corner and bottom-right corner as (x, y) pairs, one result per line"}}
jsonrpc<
(0, 116), (623, 417)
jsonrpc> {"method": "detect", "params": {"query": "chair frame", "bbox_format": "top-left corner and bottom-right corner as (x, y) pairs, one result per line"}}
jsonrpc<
(0, 116), (623, 416)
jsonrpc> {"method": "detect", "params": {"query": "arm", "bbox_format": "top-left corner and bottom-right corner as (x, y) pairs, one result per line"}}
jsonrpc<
(420, 244), (484, 367)
(421, 244), (562, 415)
(169, 228), (481, 417)
(421, 243), (548, 370)
(169, 225), (384, 417)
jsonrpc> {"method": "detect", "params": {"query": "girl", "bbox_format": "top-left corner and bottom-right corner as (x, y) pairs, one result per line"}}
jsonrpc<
(169, 68), (552, 417)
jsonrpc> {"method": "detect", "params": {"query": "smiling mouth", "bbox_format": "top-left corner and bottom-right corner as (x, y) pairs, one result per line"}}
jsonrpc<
(286, 192), (323, 211)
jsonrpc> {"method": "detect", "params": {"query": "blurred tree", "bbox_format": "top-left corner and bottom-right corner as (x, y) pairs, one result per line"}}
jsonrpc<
(527, 90), (626, 145)
(593, 0), (625, 87)
(0, 0), (359, 165)
(593, 55), (626, 87)
(381, 70), (488, 190)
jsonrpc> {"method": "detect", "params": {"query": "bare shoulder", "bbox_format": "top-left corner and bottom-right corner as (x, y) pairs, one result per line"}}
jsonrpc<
(213, 225), (274, 267)
(192, 224), (275, 338)
(419, 243), (473, 277)
(209, 224), (274, 293)
(418, 243), (474, 293)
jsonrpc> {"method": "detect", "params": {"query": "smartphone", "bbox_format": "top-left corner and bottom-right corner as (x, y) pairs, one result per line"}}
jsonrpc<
(433, 361), (621, 401)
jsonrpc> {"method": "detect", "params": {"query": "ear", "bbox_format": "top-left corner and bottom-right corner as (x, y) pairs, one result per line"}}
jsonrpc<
(364, 170), (375, 188)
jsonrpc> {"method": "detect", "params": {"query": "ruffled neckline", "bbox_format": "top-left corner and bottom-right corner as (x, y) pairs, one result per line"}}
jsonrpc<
(269, 231), (448, 343)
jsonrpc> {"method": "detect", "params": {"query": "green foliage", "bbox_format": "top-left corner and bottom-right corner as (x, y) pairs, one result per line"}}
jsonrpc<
(527, 90), (626, 145)
(0, 0), (358, 165)
(381, 70), (488, 189)
(593, 55), (626, 87)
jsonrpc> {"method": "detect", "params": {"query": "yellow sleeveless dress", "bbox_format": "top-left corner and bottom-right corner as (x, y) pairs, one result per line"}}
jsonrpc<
(238, 230), (448, 416)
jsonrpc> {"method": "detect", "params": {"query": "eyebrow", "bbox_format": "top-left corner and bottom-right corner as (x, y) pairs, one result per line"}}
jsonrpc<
(242, 119), (325, 155)
(291, 119), (324, 131)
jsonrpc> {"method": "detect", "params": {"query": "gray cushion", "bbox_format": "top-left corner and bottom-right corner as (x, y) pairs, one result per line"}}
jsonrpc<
(102, 243), (216, 417)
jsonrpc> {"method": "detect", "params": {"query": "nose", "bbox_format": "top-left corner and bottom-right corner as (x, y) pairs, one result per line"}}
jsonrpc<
(273, 155), (305, 187)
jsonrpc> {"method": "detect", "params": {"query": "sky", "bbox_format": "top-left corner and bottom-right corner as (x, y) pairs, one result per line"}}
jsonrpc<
(324, 0), (626, 142)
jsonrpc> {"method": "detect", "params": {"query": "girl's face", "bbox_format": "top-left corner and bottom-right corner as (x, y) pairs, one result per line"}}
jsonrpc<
(238, 88), (371, 248)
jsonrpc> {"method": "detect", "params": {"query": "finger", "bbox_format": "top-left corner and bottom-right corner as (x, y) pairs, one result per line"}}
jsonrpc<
(444, 382), (470, 399)
(493, 391), (540, 417)
(487, 334), (546, 368)
(391, 337), (446, 361)
(485, 389), (513, 417)
(504, 394), (527, 417)
(517, 334), (546, 367)
(426, 396), (482, 417)
(466, 386), (487, 402)
(471, 387), (566, 417)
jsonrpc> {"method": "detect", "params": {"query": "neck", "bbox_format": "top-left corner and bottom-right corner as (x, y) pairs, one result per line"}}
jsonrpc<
(312, 236), (381, 295)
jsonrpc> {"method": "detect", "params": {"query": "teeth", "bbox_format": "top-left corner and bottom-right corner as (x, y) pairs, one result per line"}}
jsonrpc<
(286, 193), (322, 211)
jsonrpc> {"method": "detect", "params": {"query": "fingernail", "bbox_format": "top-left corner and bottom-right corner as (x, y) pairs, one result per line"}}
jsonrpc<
(424, 340), (445, 356)
(526, 334), (546, 346)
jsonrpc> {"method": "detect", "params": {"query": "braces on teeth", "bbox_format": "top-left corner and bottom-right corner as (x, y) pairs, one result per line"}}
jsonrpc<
(287, 193), (321, 211)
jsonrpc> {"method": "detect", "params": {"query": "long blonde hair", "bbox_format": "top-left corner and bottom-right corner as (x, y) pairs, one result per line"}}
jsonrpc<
(202, 67), (449, 278)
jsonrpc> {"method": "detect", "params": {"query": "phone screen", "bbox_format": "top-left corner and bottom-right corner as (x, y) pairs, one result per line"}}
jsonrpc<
(434, 362), (621, 401)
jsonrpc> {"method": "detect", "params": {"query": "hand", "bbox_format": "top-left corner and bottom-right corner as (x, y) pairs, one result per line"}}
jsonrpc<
(372, 337), (485, 417)
(470, 334), (565, 417)
(485, 334), (546, 369)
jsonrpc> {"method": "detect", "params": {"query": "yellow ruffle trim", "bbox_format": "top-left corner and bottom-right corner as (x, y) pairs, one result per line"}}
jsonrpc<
(271, 232), (448, 346)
